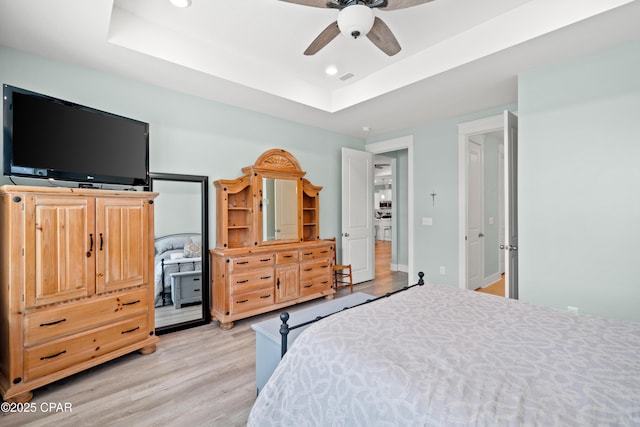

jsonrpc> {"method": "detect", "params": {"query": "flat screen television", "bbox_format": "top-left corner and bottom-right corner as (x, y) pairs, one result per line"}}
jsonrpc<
(3, 84), (149, 187)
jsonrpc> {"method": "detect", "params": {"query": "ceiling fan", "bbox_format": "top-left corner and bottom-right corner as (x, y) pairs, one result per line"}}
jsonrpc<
(280, 0), (435, 56)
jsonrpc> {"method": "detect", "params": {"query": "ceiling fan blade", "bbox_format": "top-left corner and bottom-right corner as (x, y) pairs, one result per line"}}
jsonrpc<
(279, 0), (333, 8)
(304, 21), (340, 55)
(379, 0), (435, 11)
(366, 17), (401, 56)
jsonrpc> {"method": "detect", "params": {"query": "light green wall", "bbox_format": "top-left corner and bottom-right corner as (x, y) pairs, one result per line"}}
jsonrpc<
(0, 46), (363, 246)
(518, 37), (640, 322)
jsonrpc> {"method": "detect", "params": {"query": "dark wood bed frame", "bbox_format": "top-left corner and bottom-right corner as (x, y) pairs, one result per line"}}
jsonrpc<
(279, 271), (425, 357)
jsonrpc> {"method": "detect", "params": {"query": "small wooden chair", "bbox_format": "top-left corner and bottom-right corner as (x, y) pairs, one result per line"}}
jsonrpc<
(330, 238), (353, 293)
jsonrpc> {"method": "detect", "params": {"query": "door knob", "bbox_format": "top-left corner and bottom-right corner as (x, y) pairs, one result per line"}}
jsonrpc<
(499, 244), (505, 250)
(479, 233), (485, 237)
(342, 232), (350, 237)
(509, 245), (518, 251)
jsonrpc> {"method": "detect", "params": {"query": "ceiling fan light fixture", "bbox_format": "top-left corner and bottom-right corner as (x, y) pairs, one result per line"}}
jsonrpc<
(337, 4), (374, 39)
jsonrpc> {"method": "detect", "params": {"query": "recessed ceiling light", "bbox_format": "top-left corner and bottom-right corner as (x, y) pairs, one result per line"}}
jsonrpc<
(325, 65), (338, 76)
(169, 0), (192, 8)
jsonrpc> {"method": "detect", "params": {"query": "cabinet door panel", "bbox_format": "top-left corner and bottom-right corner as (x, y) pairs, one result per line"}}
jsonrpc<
(25, 196), (95, 307)
(275, 263), (299, 303)
(96, 198), (148, 293)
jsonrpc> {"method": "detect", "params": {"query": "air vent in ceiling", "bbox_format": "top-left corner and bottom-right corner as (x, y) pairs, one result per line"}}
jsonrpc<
(340, 73), (355, 81)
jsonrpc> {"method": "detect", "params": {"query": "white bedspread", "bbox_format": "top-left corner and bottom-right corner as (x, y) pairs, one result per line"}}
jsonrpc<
(248, 284), (640, 426)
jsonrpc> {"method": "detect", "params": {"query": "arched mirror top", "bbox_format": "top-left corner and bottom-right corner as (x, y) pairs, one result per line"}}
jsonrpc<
(242, 148), (306, 178)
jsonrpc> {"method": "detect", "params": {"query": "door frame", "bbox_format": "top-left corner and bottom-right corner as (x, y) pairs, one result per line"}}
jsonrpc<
(457, 114), (503, 292)
(365, 135), (414, 283)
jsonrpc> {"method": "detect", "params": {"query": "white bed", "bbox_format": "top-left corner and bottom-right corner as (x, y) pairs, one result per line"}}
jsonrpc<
(248, 283), (640, 426)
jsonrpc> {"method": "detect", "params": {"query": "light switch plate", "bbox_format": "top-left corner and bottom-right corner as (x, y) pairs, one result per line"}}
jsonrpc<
(422, 217), (433, 225)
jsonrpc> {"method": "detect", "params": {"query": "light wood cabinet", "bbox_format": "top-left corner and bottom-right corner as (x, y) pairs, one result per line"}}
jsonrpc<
(211, 149), (334, 329)
(0, 185), (158, 403)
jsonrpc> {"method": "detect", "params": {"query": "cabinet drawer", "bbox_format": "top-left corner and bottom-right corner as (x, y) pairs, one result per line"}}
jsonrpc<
(230, 288), (274, 314)
(299, 275), (332, 297)
(300, 259), (331, 280)
(24, 314), (149, 382)
(229, 254), (275, 271)
(276, 250), (299, 264)
(24, 288), (148, 346)
(229, 268), (274, 293)
(300, 246), (332, 261)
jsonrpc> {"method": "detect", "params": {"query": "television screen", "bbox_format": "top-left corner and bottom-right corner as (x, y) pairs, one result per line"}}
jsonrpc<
(3, 84), (149, 187)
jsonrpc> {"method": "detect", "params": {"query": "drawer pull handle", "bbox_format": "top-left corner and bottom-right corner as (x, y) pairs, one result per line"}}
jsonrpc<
(321, 281), (329, 284)
(321, 265), (329, 268)
(304, 268), (312, 271)
(122, 299), (141, 306)
(193, 278), (200, 281)
(40, 318), (66, 327)
(260, 294), (271, 299)
(260, 258), (271, 262)
(237, 279), (249, 284)
(237, 261), (249, 265)
(260, 276), (272, 280)
(194, 289), (201, 292)
(237, 299), (249, 304)
(320, 250), (329, 254)
(303, 252), (313, 256)
(283, 255), (293, 258)
(304, 284), (313, 288)
(121, 326), (140, 334)
(41, 350), (66, 360)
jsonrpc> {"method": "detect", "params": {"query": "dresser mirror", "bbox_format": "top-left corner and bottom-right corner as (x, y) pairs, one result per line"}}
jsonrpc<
(261, 177), (299, 242)
(149, 172), (210, 334)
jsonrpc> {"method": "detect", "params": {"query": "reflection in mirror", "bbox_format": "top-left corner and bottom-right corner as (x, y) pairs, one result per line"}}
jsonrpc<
(262, 177), (298, 241)
(150, 173), (209, 333)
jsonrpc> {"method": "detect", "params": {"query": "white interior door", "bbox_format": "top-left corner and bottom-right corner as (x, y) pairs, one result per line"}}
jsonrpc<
(341, 147), (374, 284)
(498, 145), (505, 275)
(504, 110), (518, 299)
(467, 138), (484, 290)
(274, 179), (298, 239)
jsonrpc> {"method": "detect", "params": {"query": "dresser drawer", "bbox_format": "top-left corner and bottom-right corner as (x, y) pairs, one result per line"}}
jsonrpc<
(229, 268), (274, 294)
(276, 250), (299, 264)
(230, 288), (274, 314)
(300, 259), (331, 280)
(300, 246), (332, 261)
(229, 254), (275, 271)
(299, 275), (332, 297)
(24, 288), (148, 346)
(24, 314), (149, 382)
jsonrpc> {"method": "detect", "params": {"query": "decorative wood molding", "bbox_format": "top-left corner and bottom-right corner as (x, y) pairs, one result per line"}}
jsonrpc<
(242, 148), (305, 177)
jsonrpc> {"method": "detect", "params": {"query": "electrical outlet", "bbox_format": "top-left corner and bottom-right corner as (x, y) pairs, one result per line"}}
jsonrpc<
(422, 217), (433, 226)
(439, 266), (445, 275)
(567, 306), (579, 314)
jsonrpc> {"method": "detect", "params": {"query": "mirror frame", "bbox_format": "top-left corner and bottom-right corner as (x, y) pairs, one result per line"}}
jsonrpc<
(149, 172), (210, 334)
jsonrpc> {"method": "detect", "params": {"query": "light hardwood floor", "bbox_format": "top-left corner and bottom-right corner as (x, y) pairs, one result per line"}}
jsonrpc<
(2, 243), (409, 427)
(475, 274), (506, 297)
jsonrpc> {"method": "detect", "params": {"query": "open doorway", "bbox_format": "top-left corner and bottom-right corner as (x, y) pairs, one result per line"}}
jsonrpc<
(458, 112), (518, 299)
(366, 136), (413, 286)
(374, 155), (394, 279)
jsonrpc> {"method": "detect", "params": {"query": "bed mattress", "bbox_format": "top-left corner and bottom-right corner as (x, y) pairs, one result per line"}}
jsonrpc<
(248, 283), (640, 426)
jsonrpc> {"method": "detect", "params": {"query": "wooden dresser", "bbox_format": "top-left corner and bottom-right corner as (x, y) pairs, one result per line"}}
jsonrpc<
(211, 149), (335, 329)
(0, 185), (158, 403)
